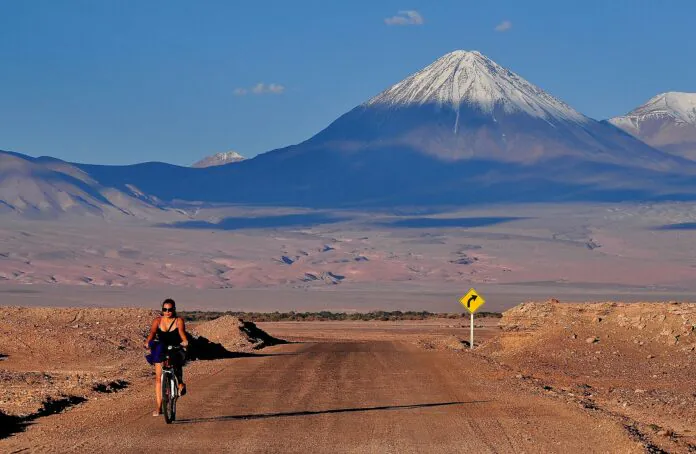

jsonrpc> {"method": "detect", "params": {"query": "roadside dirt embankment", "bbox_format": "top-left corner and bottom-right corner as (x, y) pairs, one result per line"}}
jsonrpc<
(0, 307), (282, 438)
(481, 300), (696, 453)
(0, 307), (153, 419)
(191, 315), (286, 352)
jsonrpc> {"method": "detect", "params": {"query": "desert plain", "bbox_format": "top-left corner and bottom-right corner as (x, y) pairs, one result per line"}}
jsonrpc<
(0, 202), (695, 310)
(1, 202), (695, 453)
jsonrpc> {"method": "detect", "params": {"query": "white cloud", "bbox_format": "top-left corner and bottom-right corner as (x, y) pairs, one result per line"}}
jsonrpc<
(251, 83), (266, 94)
(266, 83), (285, 94)
(494, 20), (512, 32)
(385, 10), (424, 26)
(235, 83), (285, 96)
(252, 82), (285, 94)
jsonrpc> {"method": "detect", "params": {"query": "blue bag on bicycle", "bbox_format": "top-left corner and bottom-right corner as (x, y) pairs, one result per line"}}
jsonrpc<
(145, 341), (165, 365)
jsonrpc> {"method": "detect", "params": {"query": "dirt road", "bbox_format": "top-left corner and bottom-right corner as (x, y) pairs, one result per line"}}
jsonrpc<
(2, 341), (640, 453)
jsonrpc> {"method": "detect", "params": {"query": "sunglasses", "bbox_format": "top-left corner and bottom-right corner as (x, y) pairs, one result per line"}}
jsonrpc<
(162, 308), (174, 313)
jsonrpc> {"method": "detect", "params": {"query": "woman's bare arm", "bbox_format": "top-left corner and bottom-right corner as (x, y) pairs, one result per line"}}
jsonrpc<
(177, 318), (189, 347)
(144, 318), (159, 348)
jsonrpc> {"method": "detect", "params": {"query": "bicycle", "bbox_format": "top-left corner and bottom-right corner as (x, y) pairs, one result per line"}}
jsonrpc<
(160, 345), (185, 424)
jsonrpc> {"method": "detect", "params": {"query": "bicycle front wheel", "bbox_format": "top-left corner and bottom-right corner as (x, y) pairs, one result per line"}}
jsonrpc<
(161, 373), (175, 424)
(165, 375), (177, 423)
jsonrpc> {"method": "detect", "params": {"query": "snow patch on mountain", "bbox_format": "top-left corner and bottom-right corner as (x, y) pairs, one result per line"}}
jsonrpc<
(366, 50), (588, 125)
(608, 92), (696, 161)
(609, 92), (696, 131)
(192, 151), (245, 168)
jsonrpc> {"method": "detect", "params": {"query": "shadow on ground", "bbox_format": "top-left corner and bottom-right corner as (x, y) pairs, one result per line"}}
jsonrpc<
(381, 217), (525, 229)
(160, 213), (348, 231)
(187, 336), (249, 360)
(0, 396), (88, 439)
(655, 222), (696, 231)
(240, 320), (288, 350)
(92, 380), (130, 393)
(175, 400), (489, 424)
(186, 333), (289, 361)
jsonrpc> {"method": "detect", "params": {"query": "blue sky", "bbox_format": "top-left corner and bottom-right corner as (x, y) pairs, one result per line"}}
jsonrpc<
(1, 0), (695, 165)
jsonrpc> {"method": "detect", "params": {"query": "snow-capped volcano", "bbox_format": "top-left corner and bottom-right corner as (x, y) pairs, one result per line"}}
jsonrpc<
(366, 50), (588, 125)
(192, 151), (245, 168)
(308, 50), (678, 168)
(609, 92), (696, 161)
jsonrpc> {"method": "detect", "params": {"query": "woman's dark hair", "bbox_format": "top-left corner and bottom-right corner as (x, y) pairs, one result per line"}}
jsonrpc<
(162, 298), (177, 317)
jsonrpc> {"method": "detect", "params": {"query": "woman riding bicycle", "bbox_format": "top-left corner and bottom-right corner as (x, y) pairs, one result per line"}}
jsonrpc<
(144, 298), (189, 416)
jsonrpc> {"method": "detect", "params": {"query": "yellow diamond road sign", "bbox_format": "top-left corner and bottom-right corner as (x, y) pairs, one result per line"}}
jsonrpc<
(459, 288), (485, 314)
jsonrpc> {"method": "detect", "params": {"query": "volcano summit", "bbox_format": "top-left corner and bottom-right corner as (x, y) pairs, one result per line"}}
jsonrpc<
(366, 50), (587, 124)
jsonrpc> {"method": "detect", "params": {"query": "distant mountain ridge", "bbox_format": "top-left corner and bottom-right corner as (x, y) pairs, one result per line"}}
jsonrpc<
(609, 92), (696, 161)
(4, 51), (696, 213)
(0, 150), (180, 219)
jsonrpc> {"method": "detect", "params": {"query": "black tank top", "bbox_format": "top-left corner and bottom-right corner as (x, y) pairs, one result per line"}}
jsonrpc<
(156, 318), (180, 346)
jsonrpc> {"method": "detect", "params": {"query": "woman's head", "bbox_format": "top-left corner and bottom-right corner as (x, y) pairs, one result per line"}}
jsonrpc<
(161, 298), (176, 318)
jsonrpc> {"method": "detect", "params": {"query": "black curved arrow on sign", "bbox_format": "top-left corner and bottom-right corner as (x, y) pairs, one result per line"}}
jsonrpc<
(467, 295), (478, 308)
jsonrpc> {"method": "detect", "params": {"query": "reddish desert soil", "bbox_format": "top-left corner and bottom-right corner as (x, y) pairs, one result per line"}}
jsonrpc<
(1, 303), (693, 453)
(0, 307), (273, 418)
(480, 300), (696, 453)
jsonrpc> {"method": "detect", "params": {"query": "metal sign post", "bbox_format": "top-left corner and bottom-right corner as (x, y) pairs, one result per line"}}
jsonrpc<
(458, 288), (485, 349)
(470, 312), (474, 350)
